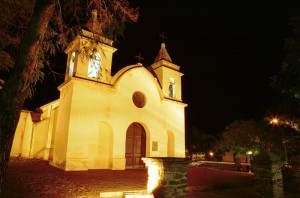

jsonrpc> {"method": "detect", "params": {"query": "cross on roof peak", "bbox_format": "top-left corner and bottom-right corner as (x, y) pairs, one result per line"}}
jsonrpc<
(135, 52), (144, 63)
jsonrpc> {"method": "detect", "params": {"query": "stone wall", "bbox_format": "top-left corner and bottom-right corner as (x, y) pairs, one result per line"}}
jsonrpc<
(252, 151), (283, 198)
(142, 157), (190, 198)
(290, 155), (300, 182)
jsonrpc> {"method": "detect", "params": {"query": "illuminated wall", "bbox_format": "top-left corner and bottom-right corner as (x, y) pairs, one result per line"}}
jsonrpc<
(49, 65), (186, 170)
(11, 29), (187, 171)
(11, 101), (59, 159)
(29, 119), (50, 158)
(51, 83), (73, 169)
(10, 111), (32, 157)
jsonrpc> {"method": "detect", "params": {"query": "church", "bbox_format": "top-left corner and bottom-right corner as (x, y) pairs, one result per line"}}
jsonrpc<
(10, 20), (187, 171)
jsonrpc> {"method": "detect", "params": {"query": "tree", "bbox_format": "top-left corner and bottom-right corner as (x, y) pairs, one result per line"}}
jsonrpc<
(0, 0), (138, 192)
(215, 118), (300, 164)
(270, 16), (300, 100)
(268, 15), (300, 159)
(266, 116), (300, 161)
(215, 120), (264, 159)
(186, 125), (216, 156)
(0, 0), (56, 192)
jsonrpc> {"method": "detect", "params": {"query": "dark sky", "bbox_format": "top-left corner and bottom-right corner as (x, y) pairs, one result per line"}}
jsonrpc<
(25, 0), (300, 135)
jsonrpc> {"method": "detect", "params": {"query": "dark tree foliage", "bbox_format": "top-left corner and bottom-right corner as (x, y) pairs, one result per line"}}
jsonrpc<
(268, 15), (300, 161)
(186, 125), (216, 155)
(215, 119), (300, 163)
(270, 16), (300, 100)
(0, 1), (56, 193)
(215, 120), (263, 158)
(0, 0), (138, 193)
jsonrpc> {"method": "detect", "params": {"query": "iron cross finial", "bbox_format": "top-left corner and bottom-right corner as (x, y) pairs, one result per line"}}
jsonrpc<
(135, 52), (144, 63)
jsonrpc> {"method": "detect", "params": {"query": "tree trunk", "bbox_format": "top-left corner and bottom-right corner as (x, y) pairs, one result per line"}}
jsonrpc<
(0, 0), (55, 193)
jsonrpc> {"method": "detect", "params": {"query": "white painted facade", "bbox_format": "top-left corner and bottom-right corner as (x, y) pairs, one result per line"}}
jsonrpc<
(11, 29), (187, 171)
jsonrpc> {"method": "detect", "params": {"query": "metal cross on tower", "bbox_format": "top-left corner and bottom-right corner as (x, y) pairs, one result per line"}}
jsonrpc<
(135, 52), (144, 63)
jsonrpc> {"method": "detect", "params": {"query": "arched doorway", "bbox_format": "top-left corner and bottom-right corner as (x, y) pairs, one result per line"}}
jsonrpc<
(125, 122), (146, 168)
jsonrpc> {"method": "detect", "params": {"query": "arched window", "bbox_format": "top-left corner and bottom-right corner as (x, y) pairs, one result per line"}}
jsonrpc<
(68, 51), (76, 77)
(88, 51), (102, 78)
(168, 77), (176, 98)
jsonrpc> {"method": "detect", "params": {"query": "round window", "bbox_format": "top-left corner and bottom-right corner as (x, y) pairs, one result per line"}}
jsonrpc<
(132, 91), (146, 108)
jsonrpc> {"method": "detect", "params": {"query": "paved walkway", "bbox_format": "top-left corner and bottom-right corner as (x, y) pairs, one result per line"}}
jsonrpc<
(1, 158), (298, 197)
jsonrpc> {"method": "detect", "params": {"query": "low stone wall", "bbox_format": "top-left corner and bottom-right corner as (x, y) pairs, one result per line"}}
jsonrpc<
(252, 151), (283, 198)
(142, 157), (190, 198)
(290, 155), (300, 181)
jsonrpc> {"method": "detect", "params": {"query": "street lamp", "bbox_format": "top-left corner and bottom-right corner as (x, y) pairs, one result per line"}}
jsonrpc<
(270, 118), (279, 124)
(247, 151), (253, 173)
(270, 117), (289, 165)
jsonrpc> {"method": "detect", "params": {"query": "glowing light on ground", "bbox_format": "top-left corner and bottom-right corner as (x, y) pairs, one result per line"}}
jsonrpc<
(123, 191), (154, 198)
(100, 190), (153, 198)
(99, 158), (162, 198)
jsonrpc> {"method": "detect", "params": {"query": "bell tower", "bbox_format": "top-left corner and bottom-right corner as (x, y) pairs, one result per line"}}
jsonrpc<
(53, 10), (118, 170)
(64, 10), (117, 84)
(150, 42), (184, 101)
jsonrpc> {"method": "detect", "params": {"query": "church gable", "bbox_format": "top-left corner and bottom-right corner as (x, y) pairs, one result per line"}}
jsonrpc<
(111, 64), (164, 101)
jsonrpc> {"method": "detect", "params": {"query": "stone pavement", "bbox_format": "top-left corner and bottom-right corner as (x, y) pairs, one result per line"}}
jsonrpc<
(2, 158), (148, 197)
(1, 158), (298, 197)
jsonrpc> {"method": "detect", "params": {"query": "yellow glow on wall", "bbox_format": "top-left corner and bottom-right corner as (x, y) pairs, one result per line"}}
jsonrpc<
(11, 28), (188, 171)
(143, 160), (162, 193)
(147, 165), (160, 192)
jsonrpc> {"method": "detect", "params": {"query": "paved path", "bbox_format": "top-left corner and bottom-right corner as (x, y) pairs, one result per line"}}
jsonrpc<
(2, 158), (148, 197)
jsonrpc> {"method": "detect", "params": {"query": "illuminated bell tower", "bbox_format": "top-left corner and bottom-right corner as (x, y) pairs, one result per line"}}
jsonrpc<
(52, 10), (117, 170)
(64, 10), (117, 83)
(150, 42), (183, 101)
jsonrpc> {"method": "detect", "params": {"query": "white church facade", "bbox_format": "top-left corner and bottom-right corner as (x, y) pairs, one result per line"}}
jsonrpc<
(10, 28), (187, 171)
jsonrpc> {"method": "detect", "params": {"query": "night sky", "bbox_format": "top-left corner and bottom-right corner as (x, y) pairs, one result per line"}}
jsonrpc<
(24, 0), (300, 135)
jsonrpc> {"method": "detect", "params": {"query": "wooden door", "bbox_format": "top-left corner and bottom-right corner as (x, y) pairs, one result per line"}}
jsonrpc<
(126, 123), (146, 168)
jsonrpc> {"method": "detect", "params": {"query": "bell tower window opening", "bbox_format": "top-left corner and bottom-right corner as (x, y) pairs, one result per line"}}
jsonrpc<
(69, 51), (76, 77)
(168, 77), (176, 98)
(88, 51), (102, 78)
